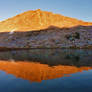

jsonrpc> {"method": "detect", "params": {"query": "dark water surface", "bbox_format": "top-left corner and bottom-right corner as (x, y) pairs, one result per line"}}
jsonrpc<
(0, 49), (92, 92)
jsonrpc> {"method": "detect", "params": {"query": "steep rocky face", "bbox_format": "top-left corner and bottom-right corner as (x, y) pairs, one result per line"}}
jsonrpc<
(0, 9), (92, 32)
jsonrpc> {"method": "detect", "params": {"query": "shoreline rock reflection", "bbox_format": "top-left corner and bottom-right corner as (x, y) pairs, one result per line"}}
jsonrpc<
(0, 49), (92, 67)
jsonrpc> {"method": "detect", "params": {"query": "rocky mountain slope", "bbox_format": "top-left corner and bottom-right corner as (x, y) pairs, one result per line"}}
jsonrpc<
(0, 9), (92, 32)
(0, 9), (92, 49)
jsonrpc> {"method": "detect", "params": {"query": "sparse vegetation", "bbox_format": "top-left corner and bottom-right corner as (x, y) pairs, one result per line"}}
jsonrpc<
(73, 32), (80, 39)
(65, 32), (80, 41)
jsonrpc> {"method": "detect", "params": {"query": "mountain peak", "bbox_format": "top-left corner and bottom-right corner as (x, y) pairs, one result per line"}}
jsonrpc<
(0, 9), (92, 32)
(35, 9), (41, 11)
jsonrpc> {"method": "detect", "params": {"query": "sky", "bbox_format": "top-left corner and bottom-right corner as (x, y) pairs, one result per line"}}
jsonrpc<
(0, 0), (92, 22)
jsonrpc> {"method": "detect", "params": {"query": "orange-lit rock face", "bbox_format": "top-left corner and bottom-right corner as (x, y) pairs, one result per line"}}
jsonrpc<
(0, 9), (92, 32)
(0, 61), (92, 82)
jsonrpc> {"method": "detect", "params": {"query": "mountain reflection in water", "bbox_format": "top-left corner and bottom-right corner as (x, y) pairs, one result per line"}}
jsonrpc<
(0, 49), (92, 82)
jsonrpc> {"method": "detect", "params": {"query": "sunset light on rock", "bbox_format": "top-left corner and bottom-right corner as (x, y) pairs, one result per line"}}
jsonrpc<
(0, 0), (92, 92)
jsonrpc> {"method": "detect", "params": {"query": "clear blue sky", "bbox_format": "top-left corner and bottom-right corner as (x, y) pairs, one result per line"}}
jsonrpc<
(0, 0), (92, 22)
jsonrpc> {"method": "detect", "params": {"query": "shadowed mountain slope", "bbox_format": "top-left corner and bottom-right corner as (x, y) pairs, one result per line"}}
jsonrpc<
(0, 25), (92, 49)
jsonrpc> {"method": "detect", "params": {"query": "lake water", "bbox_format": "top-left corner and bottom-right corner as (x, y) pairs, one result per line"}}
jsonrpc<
(0, 49), (92, 92)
